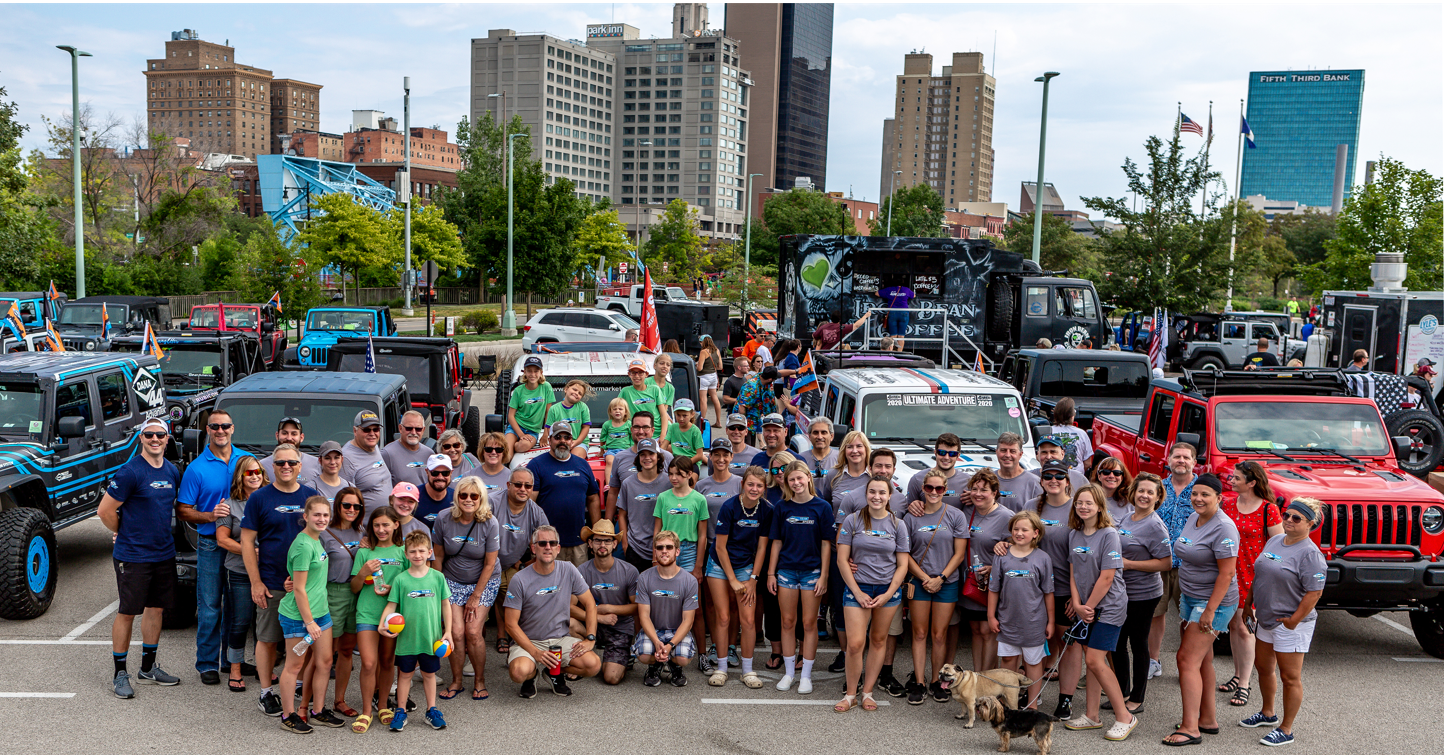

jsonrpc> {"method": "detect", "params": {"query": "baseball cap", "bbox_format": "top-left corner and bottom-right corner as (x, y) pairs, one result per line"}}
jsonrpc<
(761, 413), (785, 428)
(1421, 358), (1437, 367)
(551, 419), (575, 438)
(1036, 435), (1063, 449)
(353, 410), (382, 428)
(140, 417), (169, 433)
(674, 398), (695, 413)
(1039, 459), (1070, 474)
(627, 358), (649, 373)
(318, 440), (343, 457)
(710, 437), (733, 452)
(426, 453), (453, 471)
(636, 438), (659, 453)
(727, 413), (748, 429)
(523, 355), (544, 370)
(390, 482), (420, 501)
(277, 416), (303, 431)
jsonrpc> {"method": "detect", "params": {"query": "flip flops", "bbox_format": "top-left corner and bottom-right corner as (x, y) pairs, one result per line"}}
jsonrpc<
(227, 677), (247, 693)
(1162, 731), (1202, 747)
(472, 687), (489, 700)
(437, 686), (464, 700)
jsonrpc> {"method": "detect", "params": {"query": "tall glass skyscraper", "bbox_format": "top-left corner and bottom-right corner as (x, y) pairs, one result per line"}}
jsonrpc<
(1240, 69), (1364, 209)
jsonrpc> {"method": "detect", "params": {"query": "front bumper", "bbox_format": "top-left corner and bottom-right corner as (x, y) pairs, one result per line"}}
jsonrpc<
(1320, 555), (1444, 609)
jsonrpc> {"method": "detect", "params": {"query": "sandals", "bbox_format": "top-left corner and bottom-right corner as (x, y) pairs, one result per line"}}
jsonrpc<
(333, 701), (359, 717)
(1162, 731), (1202, 747)
(472, 687), (489, 700)
(438, 686), (464, 700)
(834, 695), (856, 713)
(377, 708), (394, 725)
(764, 654), (784, 671)
(351, 714), (372, 733)
(1105, 716), (1139, 741)
(740, 672), (764, 689)
(496, 637), (513, 654)
(1230, 686), (1251, 707)
(861, 693), (878, 711)
(1175, 723), (1221, 735)
(1217, 675), (1242, 693)
(227, 677), (247, 693)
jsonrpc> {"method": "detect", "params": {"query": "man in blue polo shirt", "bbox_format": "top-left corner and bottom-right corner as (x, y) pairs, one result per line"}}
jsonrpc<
(177, 408), (254, 685)
(99, 418), (183, 699)
(527, 420), (600, 567)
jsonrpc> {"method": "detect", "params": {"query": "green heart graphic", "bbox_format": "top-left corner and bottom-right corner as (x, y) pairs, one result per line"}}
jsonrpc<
(800, 258), (830, 289)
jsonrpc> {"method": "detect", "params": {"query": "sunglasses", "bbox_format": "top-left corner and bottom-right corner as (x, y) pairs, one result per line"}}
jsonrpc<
(483, 446), (504, 454)
(441, 442), (464, 450)
(509, 482), (534, 489)
(1041, 472), (1068, 481)
(273, 459), (301, 467)
(142, 431), (168, 439)
(1282, 513), (1311, 524)
(402, 426), (425, 432)
(360, 426), (382, 433)
(457, 493), (481, 501)
(1096, 468), (1123, 477)
(243, 469), (264, 477)
(935, 449), (960, 458)
(535, 540), (560, 548)
(207, 422), (233, 431)
(340, 502), (362, 511)
(429, 470), (452, 477)
(923, 484), (948, 494)
(654, 544), (677, 551)
(768, 466), (785, 475)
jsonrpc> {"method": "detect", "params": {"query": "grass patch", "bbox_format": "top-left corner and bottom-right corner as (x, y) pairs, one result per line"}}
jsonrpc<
(398, 331), (520, 342)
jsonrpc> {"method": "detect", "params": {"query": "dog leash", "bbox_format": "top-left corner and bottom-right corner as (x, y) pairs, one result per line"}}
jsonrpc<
(979, 620), (1090, 693)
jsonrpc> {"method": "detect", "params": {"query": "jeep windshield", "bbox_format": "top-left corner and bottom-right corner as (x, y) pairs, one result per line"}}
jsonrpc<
(190, 306), (259, 330)
(155, 345), (225, 383)
(535, 371), (694, 429)
(218, 397), (377, 452)
(306, 310), (375, 333)
(57, 303), (117, 327)
(860, 393), (1027, 444)
(0, 383), (43, 439)
(1215, 401), (1390, 456)
(336, 353), (429, 396)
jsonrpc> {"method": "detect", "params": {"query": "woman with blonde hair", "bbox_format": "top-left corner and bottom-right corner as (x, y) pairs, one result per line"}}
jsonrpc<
(432, 476), (500, 700)
(215, 456), (267, 692)
(766, 460), (833, 695)
(473, 431), (513, 497)
(821, 432), (871, 503)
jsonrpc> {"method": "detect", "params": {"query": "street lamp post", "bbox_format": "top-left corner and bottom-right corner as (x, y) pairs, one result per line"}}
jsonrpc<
(744, 172), (763, 308)
(503, 132), (526, 336)
(57, 45), (92, 298)
(1030, 71), (1060, 267)
(885, 170), (902, 236)
(402, 76), (413, 316)
(488, 91), (508, 183)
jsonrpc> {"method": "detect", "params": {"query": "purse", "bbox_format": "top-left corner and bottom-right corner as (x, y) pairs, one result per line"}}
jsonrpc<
(961, 507), (988, 605)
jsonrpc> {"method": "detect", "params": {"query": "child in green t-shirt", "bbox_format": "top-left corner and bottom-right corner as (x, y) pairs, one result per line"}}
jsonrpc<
(507, 356), (553, 455)
(653, 456), (709, 573)
(350, 506), (405, 730)
(649, 353), (677, 430)
(278, 497), (338, 730)
(545, 379), (593, 453)
(620, 358), (665, 437)
(601, 397), (632, 484)
(664, 398), (706, 465)
(381, 530), (453, 732)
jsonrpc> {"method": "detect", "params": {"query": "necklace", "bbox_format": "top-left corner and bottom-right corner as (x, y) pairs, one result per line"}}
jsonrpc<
(740, 497), (761, 518)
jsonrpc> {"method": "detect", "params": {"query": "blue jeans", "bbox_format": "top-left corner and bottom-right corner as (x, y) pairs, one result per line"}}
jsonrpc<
(224, 569), (255, 665)
(886, 311), (910, 337)
(195, 537), (224, 673)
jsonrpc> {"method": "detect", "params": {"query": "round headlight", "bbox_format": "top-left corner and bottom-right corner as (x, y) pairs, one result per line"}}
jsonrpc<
(299, 346), (311, 358)
(169, 406), (185, 422)
(1423, 506), (1444, 534)
(84, 341), (97, 351)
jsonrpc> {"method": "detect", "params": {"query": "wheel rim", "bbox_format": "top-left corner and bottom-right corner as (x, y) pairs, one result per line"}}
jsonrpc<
(26, 534), (49, 595)
(1403, 424), (1437, 468)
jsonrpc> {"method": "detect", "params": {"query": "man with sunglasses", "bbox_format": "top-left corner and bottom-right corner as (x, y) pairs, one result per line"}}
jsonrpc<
(904, 433), (967, 511)
(343, 410), (393, 519)
(633, 529), (701, 688)
(503, 525), (600, 697)
(574, 520), (639, 685)
(1029, 436), (1089, 491)
(605, 412), (674, 513)
(177, 408), (254, 686)
(415, 454), (456, 526)
(756, 412), (792, 470)
(258, 417), (320, 487)
(721, 414), (758, 473)
(100, 418), (183, 698)
(383, 410), (434, 488)
(527, 420), (601, 567)
(495, 468), (548, 656)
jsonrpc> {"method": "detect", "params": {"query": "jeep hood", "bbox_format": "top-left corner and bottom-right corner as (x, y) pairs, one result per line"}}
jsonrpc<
(1259, 462), (1444, 504)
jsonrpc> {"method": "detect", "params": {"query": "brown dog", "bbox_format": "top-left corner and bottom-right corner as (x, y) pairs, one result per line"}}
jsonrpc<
(937, 664), (1029, 728)
(975, 696), (1055, 754)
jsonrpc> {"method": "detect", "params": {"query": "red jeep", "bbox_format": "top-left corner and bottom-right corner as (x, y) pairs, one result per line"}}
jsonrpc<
(185, 303), (287, 370)
(1092, 369), (1444, 657)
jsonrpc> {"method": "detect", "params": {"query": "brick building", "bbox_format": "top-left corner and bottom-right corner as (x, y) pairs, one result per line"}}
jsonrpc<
(143, 30), (274, 159)
(269, 79), (323, 154)
(344, 124), (461, 169)
(282, 130), (345, 161)
(354, 164), (459, 207)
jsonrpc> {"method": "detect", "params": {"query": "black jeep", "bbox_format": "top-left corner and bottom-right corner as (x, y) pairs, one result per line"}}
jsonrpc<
(325, 337), (481, 452)
(110, 330), (264, 442)
(54, 295), (174, 352)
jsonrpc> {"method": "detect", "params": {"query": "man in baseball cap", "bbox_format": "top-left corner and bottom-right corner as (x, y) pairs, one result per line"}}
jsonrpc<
(343, 409), (392, 518)
(724, 413), (761, 468)
(416, 454), (455, 525)
(260, 416), (320, 487)
(528, 418), (601, 566)
(1032, 435), (1088, 491)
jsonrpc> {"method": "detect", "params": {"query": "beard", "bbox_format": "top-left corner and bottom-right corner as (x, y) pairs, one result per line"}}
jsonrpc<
(553, 447), (572, 462)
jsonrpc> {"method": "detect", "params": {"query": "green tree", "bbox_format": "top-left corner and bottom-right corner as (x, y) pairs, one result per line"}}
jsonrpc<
(1002, 212), (1100, 275)
(574, 208), (633, 273)
(763, 188), (853, 237)
(387, 203), (465, 274)
(641, 199), (703, 284)
(1299, 158), (1442, 292)
(0, 79), (59, 288)
(231, 218), (327, 316)
(198, 233), (242, 291)
(869, 183), (946, 237)
(741, 217), (779, 270)
(1269, 209), (1335, 294)
(295, 193), (397, 302)
(714, 264), (778, 312)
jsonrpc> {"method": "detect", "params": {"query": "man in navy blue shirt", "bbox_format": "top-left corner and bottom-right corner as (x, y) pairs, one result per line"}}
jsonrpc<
(176, 407), (253, 685)
(527, 420), (600, 567)
(240, 444), (319, 716)
(99, 418), (183, 699)
(415, 453), (455, 526)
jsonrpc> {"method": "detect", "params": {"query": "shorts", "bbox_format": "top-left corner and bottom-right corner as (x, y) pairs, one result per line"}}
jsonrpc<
(844, 582), (902, 609)
(1256, 620), (1316, 654)
(959, 605), (989, 623)
(505, 425), (542, 437)
(447, 574), (501, 608)
(632, 628), (698, 660)
(256, 590), (285, 644)
(605, 448), (625, 457)
(508, 636), (584, 668)
(557, 544), (590, 567)
(1079, 620), (1123, 652)
(595, 625), (635, 666)
(357, 624), (379, 634)
(396, 653), (441, 674)
(997, 640), (1047, 666)
(1154, 568), (1181, 618)
(705, 557), (753, 582)
(1055, 595), (1075, 627)
(907, 577), (960, 604)
(279, 612), (333, 639)
(499, 563), (523, 602)
(113, 558), (176, 616)
(886, 311), (909, 337)
(1179, 594), (1236, 633)
(678, 541), (698, 571)
(699, 372), (719, 391)
(888, 603), (906, 636)
(776, 568), (822, 591)
(327, 582), (357, 636)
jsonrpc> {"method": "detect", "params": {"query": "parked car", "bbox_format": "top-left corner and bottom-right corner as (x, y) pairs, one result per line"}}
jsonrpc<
(997, 348), (1151, 428)
(54, 296), (174, 352)
(521, 308), (639, 349)
(110, 330), (263, 439)
(283, 305), (398, 369)
(0, 290), (66, 331)
(1172, 311), (1305, 371)
(182, 302), (287, 369)
(325, 337), (481, 452)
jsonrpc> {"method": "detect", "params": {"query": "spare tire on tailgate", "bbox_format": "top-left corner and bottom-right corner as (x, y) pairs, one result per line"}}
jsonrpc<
(1386, 409), (1444, 478)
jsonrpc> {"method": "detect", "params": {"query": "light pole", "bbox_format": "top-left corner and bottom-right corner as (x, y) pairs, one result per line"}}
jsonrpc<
(885, 170), (901, 236)
(630, 140), (653, 269)
(488, 91), (508, 183)
(402, 76), (413, 316)
(1030, 71), (1060, 266)
(744, 172), (763, 308)
(503, 132), (526, 336)
(57, 45), (92, 298)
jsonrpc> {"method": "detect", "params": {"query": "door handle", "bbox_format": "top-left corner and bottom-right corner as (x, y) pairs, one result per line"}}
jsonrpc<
(1139, 453), (1152, 462)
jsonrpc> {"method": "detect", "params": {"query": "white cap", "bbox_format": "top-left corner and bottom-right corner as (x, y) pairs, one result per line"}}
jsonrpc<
(141, 417), (169, 433)
(425, 453), (453, 471)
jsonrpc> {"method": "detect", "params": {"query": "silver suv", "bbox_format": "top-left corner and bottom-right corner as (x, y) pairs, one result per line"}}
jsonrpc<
(521, 308), (639, 349)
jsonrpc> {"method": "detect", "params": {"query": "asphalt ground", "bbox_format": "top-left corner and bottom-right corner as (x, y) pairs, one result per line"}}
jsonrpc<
(2, 518), (1441, 754)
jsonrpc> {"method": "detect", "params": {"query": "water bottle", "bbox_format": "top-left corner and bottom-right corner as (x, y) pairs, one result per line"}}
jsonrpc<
(972, 553), (986, 587)
(371, 569), (386, 591)
(292, 633), (313, 656)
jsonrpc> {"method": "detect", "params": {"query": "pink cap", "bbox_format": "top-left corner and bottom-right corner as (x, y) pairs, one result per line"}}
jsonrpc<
(390, 482), (420, 501)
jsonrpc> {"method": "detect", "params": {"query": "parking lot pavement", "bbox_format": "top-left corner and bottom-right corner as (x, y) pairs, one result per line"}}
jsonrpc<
(4, 519), (1440, 753)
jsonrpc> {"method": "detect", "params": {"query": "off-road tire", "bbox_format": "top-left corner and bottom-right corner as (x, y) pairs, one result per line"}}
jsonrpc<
(1410, 597), (1444, 659)
(462, 406), (482, 455)
(0, 508), (59, 620)
(987, 280), (1013, 342)
(493, 369), (513, 416)
(1191, 355), (1226, 372)
(1386, 409), (1444, 478)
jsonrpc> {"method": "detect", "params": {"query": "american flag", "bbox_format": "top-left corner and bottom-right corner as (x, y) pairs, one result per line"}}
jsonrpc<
(1179, 114), (1204, 137)
(1148, 308), (1168, 370)
(364, 335), (376, 374)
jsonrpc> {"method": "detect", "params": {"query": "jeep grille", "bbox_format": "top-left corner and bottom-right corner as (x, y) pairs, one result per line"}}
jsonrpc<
(1319, 503), (1422, 549)
(302, 345), (328, 367)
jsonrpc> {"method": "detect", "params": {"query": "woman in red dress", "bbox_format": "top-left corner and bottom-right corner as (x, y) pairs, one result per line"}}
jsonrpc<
(1219, 461), (1283, 707)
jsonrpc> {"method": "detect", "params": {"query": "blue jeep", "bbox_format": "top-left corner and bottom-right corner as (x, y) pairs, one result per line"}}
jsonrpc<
(0, 290), (66, 332)
(283, 306), (397, 369)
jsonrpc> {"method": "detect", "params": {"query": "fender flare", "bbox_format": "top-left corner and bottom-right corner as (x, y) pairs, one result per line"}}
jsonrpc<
(0, 474), (54, 518)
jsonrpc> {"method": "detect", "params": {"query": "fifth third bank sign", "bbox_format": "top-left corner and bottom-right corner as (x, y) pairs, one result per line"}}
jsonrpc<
(1240, 69), (1365, 209)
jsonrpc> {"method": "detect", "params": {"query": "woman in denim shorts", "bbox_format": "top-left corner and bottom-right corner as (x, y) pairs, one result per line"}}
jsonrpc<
(765, 460), (832, 695)
(706, 466), (772, 689)
(834, 475), (911, 713)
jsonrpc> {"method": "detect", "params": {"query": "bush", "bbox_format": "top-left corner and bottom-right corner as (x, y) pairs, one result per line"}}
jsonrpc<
(460, 310), (499, 333)
(1254, 297), (1286, 313)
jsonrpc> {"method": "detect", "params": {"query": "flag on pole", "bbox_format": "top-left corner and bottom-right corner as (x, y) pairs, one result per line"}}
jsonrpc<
(639, 267), (660, 353)
(974, 349), (986, 373)
(793, 351), (819, 395)
(1179, 114), (1204, 137)
(2, 301), (26, 341)
(101, 303), (111, 340)
(218, 301), (227, 332)
(266, 291), (282, 313)
(141, 322), (161, 360)
(45, 322), (65, 352)
(364, 335), (377, 374)
(1147, 308), (1168, 370)
(1206, 110), (1214, 147)
(47, 281), (60, 303)
(1241, 116), (1256, 149)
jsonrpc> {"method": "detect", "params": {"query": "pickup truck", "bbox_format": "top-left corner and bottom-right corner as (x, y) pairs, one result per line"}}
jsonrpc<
(183, 302), (287, 370)
(997, 348), (1151, 428)
(1091, 369), (1444, 657)
(597, 284), (692, 319)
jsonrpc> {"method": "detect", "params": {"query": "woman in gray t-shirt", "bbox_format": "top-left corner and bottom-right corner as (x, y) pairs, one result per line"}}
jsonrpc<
(833, 476), (911, 713)
(1111, 473), (1173, 714)
(432, 476), (501, 700)
(903, 469), (970, 704)
(215, 456), (266, 692)
(1090, 456), (1133, 524)
(1062, 484), (1136, 737)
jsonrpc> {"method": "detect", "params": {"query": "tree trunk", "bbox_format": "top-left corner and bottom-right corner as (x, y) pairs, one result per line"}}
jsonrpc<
(526, 290), (532, 319)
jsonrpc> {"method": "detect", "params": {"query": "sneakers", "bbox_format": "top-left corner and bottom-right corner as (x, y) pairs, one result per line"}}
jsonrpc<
(280, 713), (313, 735)
(308, 708), (346, 728)
(775, 673), (795, 692)
(137, 666), (180, 686)
(727, 646), (742, 668)
(548, 672), (574, 696)
(906, 680), (926, 705)
(929, 681), (950, 703)
(113, 671), (135, 699)
(388, 710), (407, 732)
(1240, 712), (1281, 728)
(796, 676), (812, 695)
(708, 671), (727, 687)
(669, 663), (688, 688)
(1148, 658), (1163, 680)
(425, 707), (447, 730)
(697, 653), (716, 674)
(878, 672), (906, 698)
(1260, 728), (1295, 747)
(827, 652), (847, 673)
(644, 665), (663, 687)
(519, 678), (538, 698)
(1054, 696), (1073, 721)
(258, 690), (283, 717)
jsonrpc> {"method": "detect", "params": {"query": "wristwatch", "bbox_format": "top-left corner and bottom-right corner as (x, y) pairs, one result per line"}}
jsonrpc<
(585, 633), (596, 642)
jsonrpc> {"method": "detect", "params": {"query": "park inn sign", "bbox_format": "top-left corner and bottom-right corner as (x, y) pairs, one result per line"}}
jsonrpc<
(1257, 73), (1353, 83)
(587, 25), (626, 37)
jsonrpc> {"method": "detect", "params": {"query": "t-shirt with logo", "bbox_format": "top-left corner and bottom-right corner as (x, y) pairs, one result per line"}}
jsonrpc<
(712, 495), (774, 570)
(619, 384), (662, 422)
(1116, 511), (1172, 601)
(279, 533), (329, 622)
(502, 561), (589, 641)
(879, 285), (916, 310)
(545, 400), (592, 432)
(800, 449), (839, 481)
(665, 423), (704, 459)
(997, 472), (1042, 506)
(433, 509), (501, 585)
(216, 497), (252, 574)
(108, 454), (181, 563)
(1245, 351), (1280, 369)
(654, 489), (709, 543)
(495, 501), (549, 570)
(342, 441), (392, 519)
(1048, 425), (1093, 474)
(634, 567), (700, 634)
(838, 510), (910, 585)
(618, 473), (671, 559)
(180, 445), (254, 537)
(414, 488), (455, 528)
(1036, 500), (1075, 595)
(1176, 511), (1241, 605)
(903, 505), (970, 584)
(834, 480), (909, 528)
(1105, 496), (1131, 527)
(988, 549), (1054, 648)
(509, 381), (554, 433)
(578, 558), (640, 635)
(382, 440), (432, 489)
(260, 451), (321, 490)
(321, 526), (362, 583)
(1067, 527), (1128, 626)
(470, 465), (511, 502)
(312, 476), (354, 505)
(526, 451), (600, 548)
(351, 544), (406, 626)
(601, 421), (632, 451)
(906, 467), (968, 510)
(608, 447), (674, 490)
(768, 496), (836, 573)
(820, 468), (869, 505)
(963, 504), (1016, 612)
(240, 484), (320, 590)
(695, 474), (742, 543)
(1252, 534), (1327, 630)
(388, 567), (451, 657)
(649, 378), (675, 412)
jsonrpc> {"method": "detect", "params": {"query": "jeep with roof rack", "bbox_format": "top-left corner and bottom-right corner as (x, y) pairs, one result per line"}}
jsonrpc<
(1091, 367), (1444, 657)
(109, 330), (263, 440)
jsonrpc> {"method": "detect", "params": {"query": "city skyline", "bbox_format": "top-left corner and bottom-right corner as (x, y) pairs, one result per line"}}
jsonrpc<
(2, 3), (1439, 221)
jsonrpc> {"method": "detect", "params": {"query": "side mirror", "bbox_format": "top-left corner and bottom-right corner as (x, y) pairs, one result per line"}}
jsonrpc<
(183, 428), (204, 458)
(485, 414), (504, 433)
(261, 321), (274, 333)
(58, 416), (86, 439)
(461, 366), (477, 381)
(1393, 436), (1412, 460)
(180, 321), (190, 329)
(1176, 432), (1202, 455)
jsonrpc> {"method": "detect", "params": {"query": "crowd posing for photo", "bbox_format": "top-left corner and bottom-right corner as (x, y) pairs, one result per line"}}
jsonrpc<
(98, 363), (1327, 747)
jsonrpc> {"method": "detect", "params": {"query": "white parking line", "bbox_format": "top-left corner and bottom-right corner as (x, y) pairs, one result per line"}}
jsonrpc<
(1392, 657), (1443, 663)
(0, 640), (140, 646)
(702, 698), (892, 706)
(60, 600), (120, 642)
(0, 692), (76, 698)
(1373, 614), (1415, 637)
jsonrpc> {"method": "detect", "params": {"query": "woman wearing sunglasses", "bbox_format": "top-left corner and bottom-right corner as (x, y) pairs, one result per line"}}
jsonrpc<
(215, 456), (268, 692)
(1239, 497), (1326, 748)
(472, 431), (514, 501)
(310, 487), (364, 718)
(1090, 456), (1134, 524)
(1218, 461), (1284, 709)
(438, 428), (481, 478)
(903, 469), (968, 704)
(432, 476), (501, 701)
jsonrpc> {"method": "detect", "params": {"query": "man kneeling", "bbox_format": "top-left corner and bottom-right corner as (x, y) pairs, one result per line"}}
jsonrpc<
(502, 525), (600, 697)
(635, 529), (701, 687)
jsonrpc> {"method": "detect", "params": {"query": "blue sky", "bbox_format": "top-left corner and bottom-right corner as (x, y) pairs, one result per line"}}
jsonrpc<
(3, 2), (1440, 218)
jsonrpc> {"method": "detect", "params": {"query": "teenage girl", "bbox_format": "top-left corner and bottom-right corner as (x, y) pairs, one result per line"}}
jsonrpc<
(350, 506), (405, 733)
(766, 460), (833, 695)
